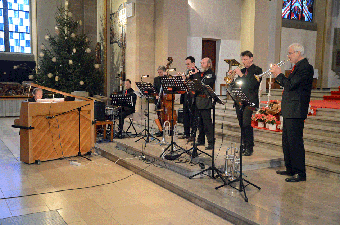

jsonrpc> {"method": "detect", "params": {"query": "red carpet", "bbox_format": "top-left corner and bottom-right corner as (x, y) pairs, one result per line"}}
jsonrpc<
(323, 86), (340, 101)
(309, 100), (340, 109)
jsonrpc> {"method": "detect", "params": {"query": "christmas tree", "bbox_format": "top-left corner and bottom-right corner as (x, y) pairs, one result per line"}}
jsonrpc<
(34, 7), (103, 96)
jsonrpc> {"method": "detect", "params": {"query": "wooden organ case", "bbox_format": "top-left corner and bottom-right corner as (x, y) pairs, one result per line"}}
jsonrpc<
(13, 84), (94, 164)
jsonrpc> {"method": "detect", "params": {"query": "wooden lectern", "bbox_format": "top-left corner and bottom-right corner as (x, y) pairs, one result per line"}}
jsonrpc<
(13, 84), (94, 164)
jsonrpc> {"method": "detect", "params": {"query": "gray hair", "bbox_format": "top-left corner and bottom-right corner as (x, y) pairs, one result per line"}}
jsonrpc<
(289, 43), (304, 56)
(32, 88), (42, 95)
(157, 66), (166, 72)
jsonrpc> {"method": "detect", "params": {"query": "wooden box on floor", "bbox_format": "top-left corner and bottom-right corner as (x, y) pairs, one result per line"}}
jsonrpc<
(15, 101), (94, 164)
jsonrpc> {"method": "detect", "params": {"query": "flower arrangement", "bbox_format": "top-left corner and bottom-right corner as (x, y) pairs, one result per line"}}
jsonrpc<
(255, 114), (266, 122)
(265, 114), (277, 125)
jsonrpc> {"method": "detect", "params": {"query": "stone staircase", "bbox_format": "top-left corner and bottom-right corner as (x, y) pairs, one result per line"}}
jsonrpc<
(269, 88), (334, 100)
(131, 90), (340, 175)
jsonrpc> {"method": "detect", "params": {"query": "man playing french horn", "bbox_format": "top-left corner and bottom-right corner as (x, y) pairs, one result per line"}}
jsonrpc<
(228, 50), (262, 156)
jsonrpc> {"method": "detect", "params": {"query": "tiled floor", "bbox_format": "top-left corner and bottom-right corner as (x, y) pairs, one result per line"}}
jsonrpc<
(0, 117), (231, 225)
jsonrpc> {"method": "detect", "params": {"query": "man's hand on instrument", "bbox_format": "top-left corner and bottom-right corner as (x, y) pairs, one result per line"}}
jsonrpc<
(270, 64), (281, 77)
(234, 67), (243, 77)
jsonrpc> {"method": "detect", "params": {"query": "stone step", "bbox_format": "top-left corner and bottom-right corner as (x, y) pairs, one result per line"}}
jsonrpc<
(130, 118), (340, 174)
(315, 108), (340, 118)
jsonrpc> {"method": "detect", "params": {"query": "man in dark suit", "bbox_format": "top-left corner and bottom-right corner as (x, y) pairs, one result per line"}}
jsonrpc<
(118, 79), (137, 137)
(191, 57), (216, 150)
(179, 56), (197, 140)
(153, 66), (167, 137)
(271, 43), (314, 182)
(229, 50), (262, 156)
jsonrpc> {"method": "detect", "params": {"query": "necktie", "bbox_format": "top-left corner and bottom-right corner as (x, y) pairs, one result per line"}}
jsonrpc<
(291, 65), (296, 74)
(125, 90), (127, 95)
(245, 68), (248, 76)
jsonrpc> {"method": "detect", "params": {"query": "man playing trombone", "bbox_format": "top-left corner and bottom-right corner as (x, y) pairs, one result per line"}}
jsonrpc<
(228, 50), (262, 156)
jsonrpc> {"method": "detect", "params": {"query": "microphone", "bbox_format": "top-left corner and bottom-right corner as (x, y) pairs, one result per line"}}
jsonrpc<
(142, 75), (149, 78)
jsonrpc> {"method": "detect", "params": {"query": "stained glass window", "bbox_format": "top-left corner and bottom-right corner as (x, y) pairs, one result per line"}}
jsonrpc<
(282, 0), (314, 22)
(0, 0), (4, 52)
(0, 0), (31, 53)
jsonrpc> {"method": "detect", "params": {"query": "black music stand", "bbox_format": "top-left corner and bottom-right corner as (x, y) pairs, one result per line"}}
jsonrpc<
(111, 94), (133, 138)
(135, 82), (159, 143)
(188, 82), (226, 180)
(215, 88), (261, 202)
(159, 77), (190, 159)
(185, 79), (212, 160)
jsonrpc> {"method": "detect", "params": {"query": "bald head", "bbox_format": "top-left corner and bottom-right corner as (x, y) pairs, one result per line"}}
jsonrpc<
(200, 57), (212, 72)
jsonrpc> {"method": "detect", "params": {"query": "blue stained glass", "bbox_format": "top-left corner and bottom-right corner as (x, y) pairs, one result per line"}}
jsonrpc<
(19, 4), (23, 10)
(8, 2), (12, 9)
(25, 11), (28, 19)
(24, 0), (28, 5)
(9, 17), (12, 24)
(9, 32), (13, 39)
(20, 46), (23, 52)
(15, 24), (18, 32)
(25, 40), (29, 47)
(0, 38), (3, 45)
(26, 26), (29, 33)
(19, 32), (24, 39)
(15, 39), (19, 46)
(19, 18), (22, 26)
(14, 10), (18, 18)
(0, 9), (2, 16)
(0, 23), (3, 31)
(10, 46), (14, 52)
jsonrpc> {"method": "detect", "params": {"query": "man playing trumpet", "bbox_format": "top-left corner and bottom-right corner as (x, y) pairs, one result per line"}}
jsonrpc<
(228, 50), (262, 156)
(271, 43), (313, 182)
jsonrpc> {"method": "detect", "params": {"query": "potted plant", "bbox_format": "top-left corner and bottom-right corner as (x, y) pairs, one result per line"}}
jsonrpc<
(255, 114), (266, 128)
(265, 114), (277, 130)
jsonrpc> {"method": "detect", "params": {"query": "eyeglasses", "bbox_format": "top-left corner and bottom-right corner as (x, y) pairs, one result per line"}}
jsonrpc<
(288, 51), (297, 55)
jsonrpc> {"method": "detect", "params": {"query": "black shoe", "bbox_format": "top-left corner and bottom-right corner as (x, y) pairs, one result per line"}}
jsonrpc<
(285, 174), (306, 182)
(276, 170), (293, 176)
(191, 150), (198, 158)
(242, 149), (253, 156)
(187, 137), (195, 142)
(192, 142), (205, 146)
(179, 135), (189, 139)
(205, 145), (213, 150)
(155, 131), (163, 137)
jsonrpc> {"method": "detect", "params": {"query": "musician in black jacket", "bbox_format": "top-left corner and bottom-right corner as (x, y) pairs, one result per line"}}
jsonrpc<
(153, 66), (167, 137)
(179, 56), (197, 140)
(230, 50), (262, 156)
(191, 57), (216, 150)
(28, 88), (43, 102)
(271, 43), (313, 182)
(118, 79), (137, 137)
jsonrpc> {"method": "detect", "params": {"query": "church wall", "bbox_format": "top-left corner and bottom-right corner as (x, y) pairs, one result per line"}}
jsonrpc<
(326, 0), (340, 88)
(36, 0), (63, 62)
(187, 0), (242, 95)
(280, 28), (317, 71)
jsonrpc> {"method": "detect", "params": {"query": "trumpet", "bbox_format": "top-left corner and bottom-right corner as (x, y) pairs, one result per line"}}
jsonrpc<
(254, 59), (289, 81)
(224, 64), (244, 84)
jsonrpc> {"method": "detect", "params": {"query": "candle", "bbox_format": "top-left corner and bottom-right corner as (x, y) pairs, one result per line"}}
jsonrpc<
(65, 0), (69, 10)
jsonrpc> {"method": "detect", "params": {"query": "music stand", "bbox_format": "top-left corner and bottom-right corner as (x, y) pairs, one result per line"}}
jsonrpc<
(159, 77), (191, 159)
(215, 88), (261, 202)
(135, 82), (159, 143)
(188, 82), (227, 180)
(185, 79), (212, 160)
(111, 94), (133, 138)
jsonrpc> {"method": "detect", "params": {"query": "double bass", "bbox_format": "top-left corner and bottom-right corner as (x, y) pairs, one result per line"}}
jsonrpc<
(155, 57), (178, 133)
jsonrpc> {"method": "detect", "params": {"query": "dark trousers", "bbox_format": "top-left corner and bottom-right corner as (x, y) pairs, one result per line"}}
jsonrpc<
(118, 107), (134, 132)
(282, 118), (306, 175)
(183, 102), (194, 137)
(196, 109), (214, 145)
(235, 105), (254, 148)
